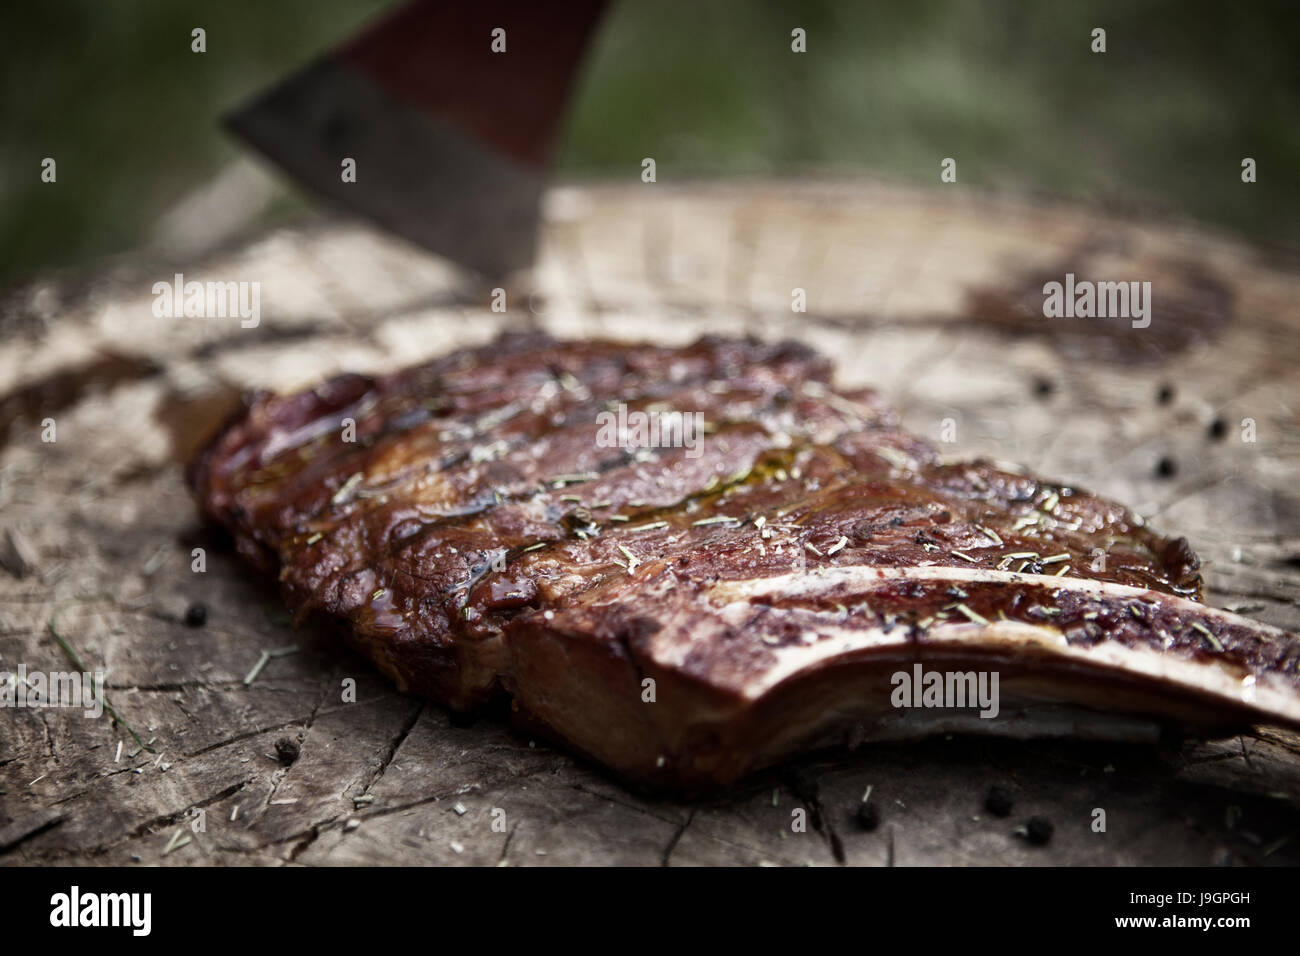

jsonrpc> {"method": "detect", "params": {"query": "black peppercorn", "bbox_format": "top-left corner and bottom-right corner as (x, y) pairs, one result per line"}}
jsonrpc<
(985, 786), (1014, 817)
(274, 737), (300, 766)
(1025, 816), (1054, 845)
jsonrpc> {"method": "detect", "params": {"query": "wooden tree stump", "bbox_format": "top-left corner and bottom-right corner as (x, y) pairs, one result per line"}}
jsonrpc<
(2, 179), (1298, 866)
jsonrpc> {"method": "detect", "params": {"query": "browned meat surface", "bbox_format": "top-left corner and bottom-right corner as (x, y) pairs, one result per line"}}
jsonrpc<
(188, 334), (1300, 787)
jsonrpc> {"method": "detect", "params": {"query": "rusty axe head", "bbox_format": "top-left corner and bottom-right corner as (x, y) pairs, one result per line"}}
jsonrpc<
(226, 0), (607, 279)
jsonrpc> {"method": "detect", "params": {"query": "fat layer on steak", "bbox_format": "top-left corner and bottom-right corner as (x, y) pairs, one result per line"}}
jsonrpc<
(189, 334), (1300, 786)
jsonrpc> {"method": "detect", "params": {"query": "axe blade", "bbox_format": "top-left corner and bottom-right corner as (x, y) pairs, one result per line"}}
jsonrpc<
(226, 0), (607, 279)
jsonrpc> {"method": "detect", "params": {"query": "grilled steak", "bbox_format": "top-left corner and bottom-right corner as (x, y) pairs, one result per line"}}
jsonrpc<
(189, 334), (1300, 787)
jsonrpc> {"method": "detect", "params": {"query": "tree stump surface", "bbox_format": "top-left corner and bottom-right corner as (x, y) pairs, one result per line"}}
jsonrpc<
(2, 179), (1299, 866)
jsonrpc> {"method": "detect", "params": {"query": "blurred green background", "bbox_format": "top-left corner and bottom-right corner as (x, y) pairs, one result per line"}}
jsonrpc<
(2, 0), (1297, 289)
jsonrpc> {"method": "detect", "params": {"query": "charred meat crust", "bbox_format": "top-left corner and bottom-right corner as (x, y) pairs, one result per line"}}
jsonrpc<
(188, 333), (1299, 787)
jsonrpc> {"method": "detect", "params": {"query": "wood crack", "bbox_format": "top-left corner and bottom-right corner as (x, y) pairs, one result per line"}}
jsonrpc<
(661, 808), (694, 866)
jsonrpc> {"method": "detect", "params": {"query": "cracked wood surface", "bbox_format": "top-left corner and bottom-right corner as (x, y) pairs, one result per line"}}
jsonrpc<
(2, 179), (1299, 866)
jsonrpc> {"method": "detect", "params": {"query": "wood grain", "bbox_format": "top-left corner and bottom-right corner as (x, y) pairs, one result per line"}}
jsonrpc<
(2, 179), (1298, 865)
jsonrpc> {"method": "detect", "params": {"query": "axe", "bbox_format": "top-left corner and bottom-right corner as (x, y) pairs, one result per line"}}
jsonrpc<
(227, 0), (608, 279)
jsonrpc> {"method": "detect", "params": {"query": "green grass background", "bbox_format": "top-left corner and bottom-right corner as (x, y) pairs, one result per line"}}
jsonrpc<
(1, 0), (1296, 288)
